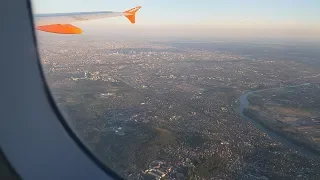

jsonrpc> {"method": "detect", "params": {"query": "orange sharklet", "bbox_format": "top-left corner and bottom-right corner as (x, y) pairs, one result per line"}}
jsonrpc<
(124, 6), (142, 24)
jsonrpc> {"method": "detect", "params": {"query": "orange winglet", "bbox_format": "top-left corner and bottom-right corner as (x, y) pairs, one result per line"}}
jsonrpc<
(36, 24), (83, 34)
(124, 6), (142, 24)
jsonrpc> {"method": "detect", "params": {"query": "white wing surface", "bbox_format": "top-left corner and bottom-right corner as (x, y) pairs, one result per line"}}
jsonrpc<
(33, 6), (141, 34)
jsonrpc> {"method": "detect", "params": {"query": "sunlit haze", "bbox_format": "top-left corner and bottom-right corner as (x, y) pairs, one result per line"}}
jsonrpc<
(32, 0), (320, 41)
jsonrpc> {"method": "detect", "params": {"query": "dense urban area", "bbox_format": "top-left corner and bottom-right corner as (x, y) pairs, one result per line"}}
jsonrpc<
(38, 33), (320, 179)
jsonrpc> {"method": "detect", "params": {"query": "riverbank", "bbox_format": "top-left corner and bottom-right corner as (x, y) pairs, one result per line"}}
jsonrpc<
(238, 84), (320, 157)
(243, 108), (320, 155)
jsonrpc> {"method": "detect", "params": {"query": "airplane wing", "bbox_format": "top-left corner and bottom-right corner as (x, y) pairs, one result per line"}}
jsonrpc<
(34, 6), (142, 34)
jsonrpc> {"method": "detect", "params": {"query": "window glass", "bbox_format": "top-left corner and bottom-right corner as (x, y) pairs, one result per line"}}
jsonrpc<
(32, 0), (320, 179)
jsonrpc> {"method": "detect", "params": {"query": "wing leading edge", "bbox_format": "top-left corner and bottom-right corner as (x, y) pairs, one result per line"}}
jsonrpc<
(35, 6), (142, 34)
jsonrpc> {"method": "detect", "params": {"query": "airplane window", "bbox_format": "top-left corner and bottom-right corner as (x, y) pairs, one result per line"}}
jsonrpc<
(31, 0), (320, 179)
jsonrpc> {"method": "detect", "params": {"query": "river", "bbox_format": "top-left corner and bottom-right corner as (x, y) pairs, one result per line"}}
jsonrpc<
(239, 83), (319, 157)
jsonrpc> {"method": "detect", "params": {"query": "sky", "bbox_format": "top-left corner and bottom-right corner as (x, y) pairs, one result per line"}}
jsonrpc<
(32, 0), (320, 40)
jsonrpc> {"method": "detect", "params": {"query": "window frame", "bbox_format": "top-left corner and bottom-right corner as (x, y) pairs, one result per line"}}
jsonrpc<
(0, 0), (122, 179)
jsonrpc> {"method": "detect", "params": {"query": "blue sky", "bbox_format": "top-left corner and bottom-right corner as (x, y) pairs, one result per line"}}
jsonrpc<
(32, 0), (320, 26)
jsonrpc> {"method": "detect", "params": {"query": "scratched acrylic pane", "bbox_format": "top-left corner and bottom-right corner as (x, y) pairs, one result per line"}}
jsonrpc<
(32, 0), (320, 179)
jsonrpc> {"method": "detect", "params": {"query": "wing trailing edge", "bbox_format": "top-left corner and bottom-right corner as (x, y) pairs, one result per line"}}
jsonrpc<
(37, 24), (83, 34)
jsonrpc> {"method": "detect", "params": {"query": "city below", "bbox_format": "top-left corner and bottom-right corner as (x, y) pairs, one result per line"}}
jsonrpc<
(38, 34), (320, 180)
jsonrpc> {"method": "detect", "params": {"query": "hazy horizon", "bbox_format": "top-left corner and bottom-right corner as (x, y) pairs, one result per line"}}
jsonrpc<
(32, 0), (320, 41)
